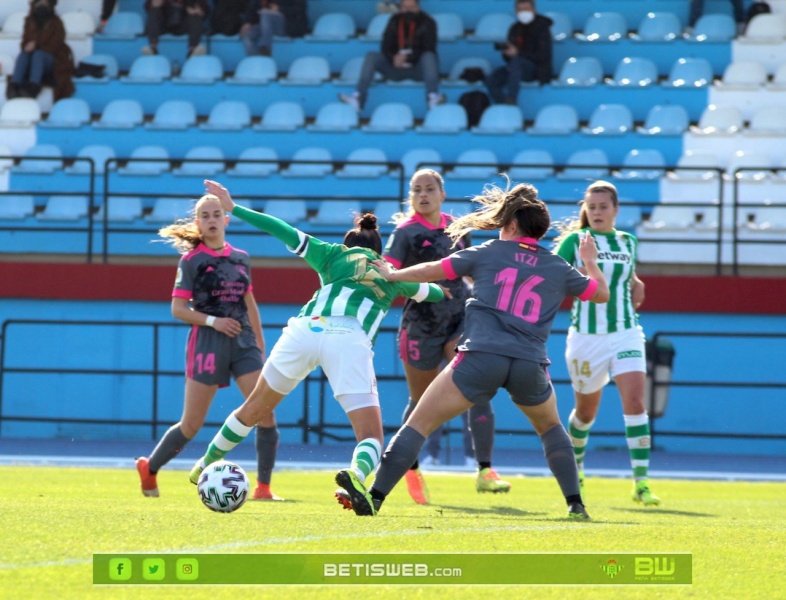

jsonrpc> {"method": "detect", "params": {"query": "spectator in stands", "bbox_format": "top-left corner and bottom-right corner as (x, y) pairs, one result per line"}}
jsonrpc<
(211, 0), (248, 36)
(339, 0), (445, 112)
(142, 0), (210, 58)
(484, 0), (552, 105)
(7, 0), (74, 101)
(240, 0), (309, 56)
(97, 0), (117, 33)
(687, 0), (746, 36)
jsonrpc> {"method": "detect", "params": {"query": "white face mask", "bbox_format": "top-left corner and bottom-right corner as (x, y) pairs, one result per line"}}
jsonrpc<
(517, 10), (535, 25)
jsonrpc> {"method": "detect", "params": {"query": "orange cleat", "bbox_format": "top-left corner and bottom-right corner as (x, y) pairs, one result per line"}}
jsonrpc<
(404, 468), (430, 505)
(135, 457), (159, 498)
(252, 482), (284, 501)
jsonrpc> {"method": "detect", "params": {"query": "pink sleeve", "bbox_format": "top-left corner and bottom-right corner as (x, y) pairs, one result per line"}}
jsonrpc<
(441, 257), (459, 280)
(577, 278), (597, 301)
(383, 255), (402, 269)
(172, 289), (191, 299)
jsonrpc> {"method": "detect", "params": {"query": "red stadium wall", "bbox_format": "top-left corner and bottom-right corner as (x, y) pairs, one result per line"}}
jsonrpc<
(0, 262), (783, 314)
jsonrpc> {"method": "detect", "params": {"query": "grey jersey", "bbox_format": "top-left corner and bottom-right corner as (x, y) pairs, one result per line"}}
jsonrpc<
(443, 237), (595, 363)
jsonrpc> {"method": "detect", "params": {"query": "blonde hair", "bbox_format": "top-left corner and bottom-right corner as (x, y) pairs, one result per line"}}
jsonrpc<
(158, 194), (223, 253)
(391, 168), (445, 225)
(553, 180), (619, 247)
(444, 180), (550, 243)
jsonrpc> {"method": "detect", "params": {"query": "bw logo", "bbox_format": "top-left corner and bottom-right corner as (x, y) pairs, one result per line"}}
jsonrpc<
(635, 557), (675, 575)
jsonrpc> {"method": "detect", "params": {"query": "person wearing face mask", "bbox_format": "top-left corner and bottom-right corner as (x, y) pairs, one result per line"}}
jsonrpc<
(484, 0), (553, 105)
(7, 0), (74, 100)
(339, 0), (444, 113)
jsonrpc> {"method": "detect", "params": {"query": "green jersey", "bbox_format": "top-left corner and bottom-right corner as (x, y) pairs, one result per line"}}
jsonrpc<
(232, 205), (444, 342)
(555, 228), (639, 334)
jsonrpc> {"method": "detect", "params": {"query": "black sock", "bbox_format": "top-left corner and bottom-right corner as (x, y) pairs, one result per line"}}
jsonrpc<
(370, 489), (386, 504)
(566, 494), (582, 505)
(478, 461), (491, 470)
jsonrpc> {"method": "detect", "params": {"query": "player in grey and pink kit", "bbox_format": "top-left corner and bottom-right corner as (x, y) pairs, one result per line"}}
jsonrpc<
(335, 181), (610, 518)
(135, 193), (281, 501)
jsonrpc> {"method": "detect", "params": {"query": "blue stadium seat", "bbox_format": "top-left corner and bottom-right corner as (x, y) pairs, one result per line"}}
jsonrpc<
(0, 195), (35, 220)
(227, 146), (279, 177)
(311, 199), (363, 224)
(472, 104), (523, 135)
(174, 55), (224, 84)
(688, 14), (736, 42)
(264, 199), (308, 222)
(93, 99), (144, 129)
(558, 149), (609, 180)
(508, 149), (555, 181)
(99, 196), (144, 222)
(528, 104), (579, 135)
(607, 56), (659, 87)
(146, 99), (197, 130)
(39, 97), (91, 128)
(119, 145), (170, 176)
(400, 148), (443, 177)
(307, 102), (359, 132)
(0, 98), (41, 126)
(434, 13), (464, 41)
(145, 198), (193, 223)
(281, 56), (331, 84)
(359, 13), (391, 41)
(66, 144), (117, 175)
(373, 200), (404, 224)
(337, 56), (367, 84)
(552, 56), (603, 87)
(335, 147), (389, 178)
(449, 149), (498, 179)
(307, 12), (356, 41)
(416, 103), (467, 133)
(281, 147), (333, 178)
(99, 11), (144, 38)
(544, 11), (573, 41)
(582, 104), (633, 135)
(227, 56), (277, 85)
(254, 101), (305, 131)
(122, 55), (172, 83)
(631, 12), (682, 42)
(692, 104), (743, 135)
(468, 13), (514, 42)
(718, 60), (768, 89)
(663, 57), (714, 88)
(636, 104), (689, 136)
(14, 144), (63, 173)
(200, 100), (252, 131)
(362, 102), (414, 132)
(616, 149), (666, 180)
(37, 196), (89, 221)
(577, 12), (628, 42)
(174, 146), (226, 177)
(61, 11), (95, 39)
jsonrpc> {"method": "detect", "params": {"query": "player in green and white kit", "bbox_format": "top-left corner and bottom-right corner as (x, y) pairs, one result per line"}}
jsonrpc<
(189, 180), (445, 498)
(554, 181), (660, 506)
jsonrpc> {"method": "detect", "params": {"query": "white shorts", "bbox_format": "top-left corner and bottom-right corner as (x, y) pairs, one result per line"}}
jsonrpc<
(266, 315), (379, 407)
(565, 326), (646, 394)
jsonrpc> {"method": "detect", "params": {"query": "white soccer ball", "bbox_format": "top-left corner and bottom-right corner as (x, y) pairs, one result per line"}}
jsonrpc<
(197, 460), (250, 513)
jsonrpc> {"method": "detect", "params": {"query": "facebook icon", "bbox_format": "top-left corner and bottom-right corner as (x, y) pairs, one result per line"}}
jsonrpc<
(109, 558), (132, 581)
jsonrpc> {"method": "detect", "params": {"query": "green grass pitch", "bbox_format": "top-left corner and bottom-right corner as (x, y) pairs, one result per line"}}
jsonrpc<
(0, 466), (782, 599)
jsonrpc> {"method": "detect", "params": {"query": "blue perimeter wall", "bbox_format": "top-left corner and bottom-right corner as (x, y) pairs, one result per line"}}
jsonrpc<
(1, 299), (785, 457)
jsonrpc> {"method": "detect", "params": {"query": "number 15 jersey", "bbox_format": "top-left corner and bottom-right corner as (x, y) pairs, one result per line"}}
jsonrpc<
(442, 237), (596, 363)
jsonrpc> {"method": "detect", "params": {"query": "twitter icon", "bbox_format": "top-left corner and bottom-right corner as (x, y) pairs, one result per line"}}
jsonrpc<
(142, 558), (166, 581)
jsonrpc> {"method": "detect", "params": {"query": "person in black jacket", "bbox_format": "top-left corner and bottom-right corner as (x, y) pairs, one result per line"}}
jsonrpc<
(340, 0), (444, 113)
(484, 0), (552, 105)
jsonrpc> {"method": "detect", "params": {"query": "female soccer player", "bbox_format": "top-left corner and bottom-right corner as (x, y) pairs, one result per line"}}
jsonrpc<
(188, 180), (445, 497)
(383, 168), (509, 504)
(336, 181), (609, 518)
(136, 193), (281, 500)
(554, 181), (661, 506)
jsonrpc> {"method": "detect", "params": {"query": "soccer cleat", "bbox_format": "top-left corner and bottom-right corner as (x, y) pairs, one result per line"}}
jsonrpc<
(420, 455), (440, 468)
(427, 92), (446, 110)
(404, 468), (430, 504)
(335, 469), (376, 516)
(334, 488), (353, 510)
(135, 457), (159, 498)
(632, 479), (661, 506)
(188, 460), (204, 485)
(252, 482), (284, 501)
(567, 502), (590, 520)
(476, 468), (511, 494)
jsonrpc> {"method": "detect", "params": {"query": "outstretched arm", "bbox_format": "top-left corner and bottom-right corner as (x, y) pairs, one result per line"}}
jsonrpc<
(204, 179), (302, 249)
(371, 258), (446, 283)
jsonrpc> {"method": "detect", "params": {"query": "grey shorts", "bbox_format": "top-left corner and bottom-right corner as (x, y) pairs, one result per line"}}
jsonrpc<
(450, 350), (553, 407)
(185, 325), (263, 388)
(397, 317), (464, 371)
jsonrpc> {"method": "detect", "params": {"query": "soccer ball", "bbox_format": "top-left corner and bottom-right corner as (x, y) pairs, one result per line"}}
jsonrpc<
(197, 460), (250, 513)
